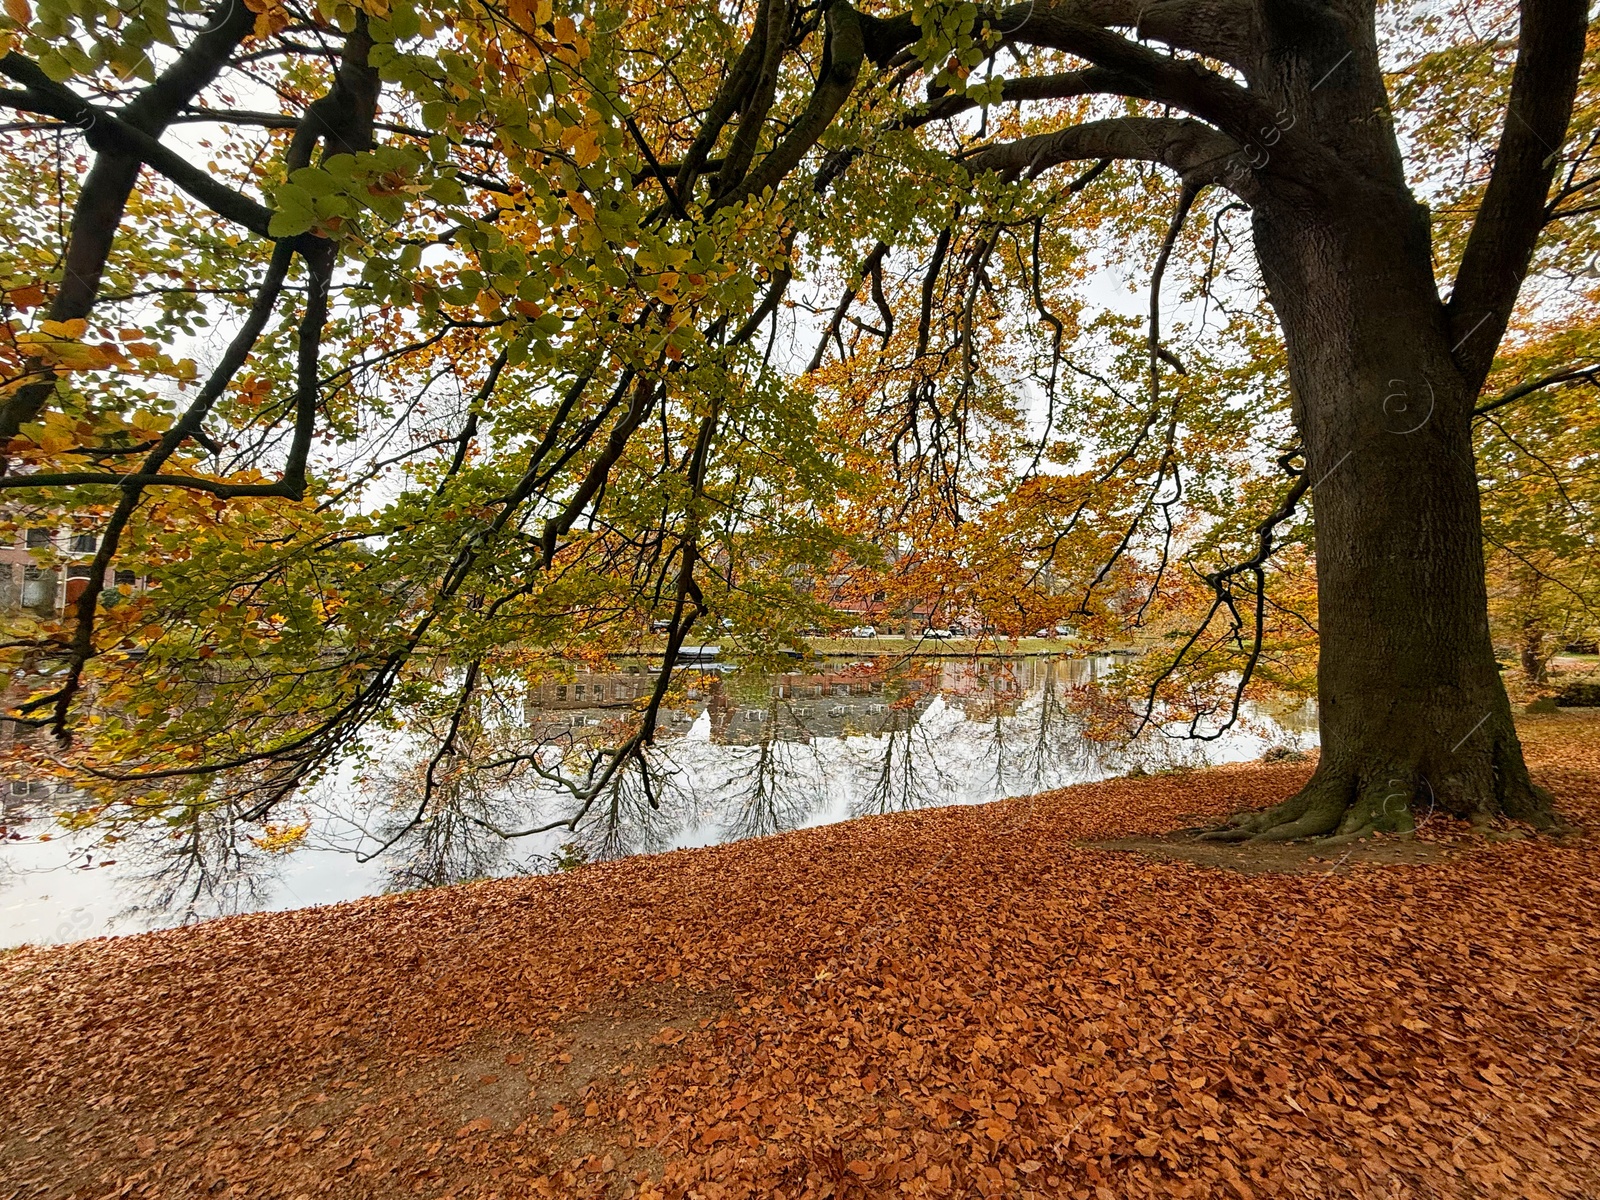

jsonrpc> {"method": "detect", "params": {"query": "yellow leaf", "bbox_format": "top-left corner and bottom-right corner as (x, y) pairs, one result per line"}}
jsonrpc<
(571, 127), (599, 167)
(249, 819), (310, 854)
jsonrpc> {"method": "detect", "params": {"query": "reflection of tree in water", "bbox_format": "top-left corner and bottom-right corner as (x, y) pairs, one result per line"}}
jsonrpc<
(370, 768), (536, 891)
(359, 740), (677, 886)
(356, 679), (550, 889)
(852, 698), (951, 817)
(960, 657), (1111, 798)
(114, 803), (283, 927)
(1012, 658), (1103, 791)
(715, 699), (821, 840)
(567, 747), (691, 862)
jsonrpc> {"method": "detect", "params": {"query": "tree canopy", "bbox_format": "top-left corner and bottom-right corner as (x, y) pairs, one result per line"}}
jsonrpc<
(0, 0), (1595, 844)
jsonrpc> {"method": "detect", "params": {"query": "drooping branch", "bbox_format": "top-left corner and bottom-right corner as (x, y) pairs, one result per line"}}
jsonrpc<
(354, 659), (483, 864)
(468, 406), (720, 841)
(1131, 445), (1309, 743)
(22, 241), (299, 737)
(808, 240), (889, 371)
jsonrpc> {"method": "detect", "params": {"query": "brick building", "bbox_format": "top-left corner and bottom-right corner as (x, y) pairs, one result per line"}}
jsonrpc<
(0, 526), (144, 616)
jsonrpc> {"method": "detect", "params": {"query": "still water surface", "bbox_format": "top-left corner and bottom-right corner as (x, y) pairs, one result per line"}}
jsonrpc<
(1, 654), (1315, 946)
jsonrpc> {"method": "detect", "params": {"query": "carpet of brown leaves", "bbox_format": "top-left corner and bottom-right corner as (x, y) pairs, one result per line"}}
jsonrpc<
(4, 712), (1600, 1199)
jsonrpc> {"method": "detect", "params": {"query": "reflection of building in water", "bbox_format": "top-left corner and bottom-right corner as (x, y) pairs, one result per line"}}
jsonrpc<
(521, 663), (935, 744)
(526, 665), (655, 707)
(936, 654), (1108, 720)
(713, 668), (929, 743)
(519, 657), (1122, 747)
(522, 665), (700, 735)
(1, 782), (61, 837)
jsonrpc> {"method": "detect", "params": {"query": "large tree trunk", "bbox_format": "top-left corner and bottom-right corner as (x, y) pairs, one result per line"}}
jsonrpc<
(1216, 182), (1554, 842)
(1517, 570), (1551, 685)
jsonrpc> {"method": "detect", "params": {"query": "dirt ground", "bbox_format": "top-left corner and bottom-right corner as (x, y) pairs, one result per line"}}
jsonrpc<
(2, 711), (1598, 1199)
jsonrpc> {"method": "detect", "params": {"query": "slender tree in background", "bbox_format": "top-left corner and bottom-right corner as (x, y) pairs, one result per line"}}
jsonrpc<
(0, 0), (1594, 845)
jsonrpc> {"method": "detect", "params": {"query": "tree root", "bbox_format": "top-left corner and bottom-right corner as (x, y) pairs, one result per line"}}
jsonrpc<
(1198, 735), (1559, 845)
(1198, 772), (1359, 843)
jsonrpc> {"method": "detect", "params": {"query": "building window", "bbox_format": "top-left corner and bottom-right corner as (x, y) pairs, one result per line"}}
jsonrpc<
(25, 528), (50, 549)
(555, 685), (566, 700)
(574, 684), (585, 698)
(115, 570), (136, 587)
(71, 533), (96, 552)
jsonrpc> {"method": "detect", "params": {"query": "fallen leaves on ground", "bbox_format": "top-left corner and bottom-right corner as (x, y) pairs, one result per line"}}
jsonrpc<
(3, 713), (1600, 1199)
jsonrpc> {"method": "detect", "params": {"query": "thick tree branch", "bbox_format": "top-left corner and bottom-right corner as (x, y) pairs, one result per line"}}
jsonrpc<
(714, 0), (791, 196)
(675, 0), (773, 200)
(1473, 364), (1600, 418)
(725, 2), (865, 206)
(0, 0), (256, 451)
(859, 2), (1298, 172)
(963, 116), (1243, 192)
(1133, 0), (1256, 69)
(0, 59), (274, 235)
(1447, 0), (1588, 391)
(282, 13), (380, 173)
(905, 66), (1155, 130)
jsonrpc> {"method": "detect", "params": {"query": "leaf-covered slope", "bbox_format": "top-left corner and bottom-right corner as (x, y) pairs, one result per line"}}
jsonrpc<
(3, 714), (1599, 1198)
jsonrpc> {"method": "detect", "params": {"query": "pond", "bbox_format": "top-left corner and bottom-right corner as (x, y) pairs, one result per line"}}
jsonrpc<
(0, 653), (1316, 947)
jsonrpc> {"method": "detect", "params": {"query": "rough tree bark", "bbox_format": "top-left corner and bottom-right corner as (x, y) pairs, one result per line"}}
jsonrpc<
(1200, 0), (1587, 841)
(1230, 188), (1555, 839)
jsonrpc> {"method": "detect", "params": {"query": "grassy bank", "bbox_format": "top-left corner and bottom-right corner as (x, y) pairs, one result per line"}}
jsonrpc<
(646, 635), (1120, 658)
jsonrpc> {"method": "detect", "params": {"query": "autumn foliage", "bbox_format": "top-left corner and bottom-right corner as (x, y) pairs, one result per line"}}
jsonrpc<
(0, 0), (1593, 838)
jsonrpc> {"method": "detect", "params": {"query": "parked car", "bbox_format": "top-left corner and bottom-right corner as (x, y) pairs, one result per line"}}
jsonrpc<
(847, 625), (877, 638)
(925, 628), (955, 639)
